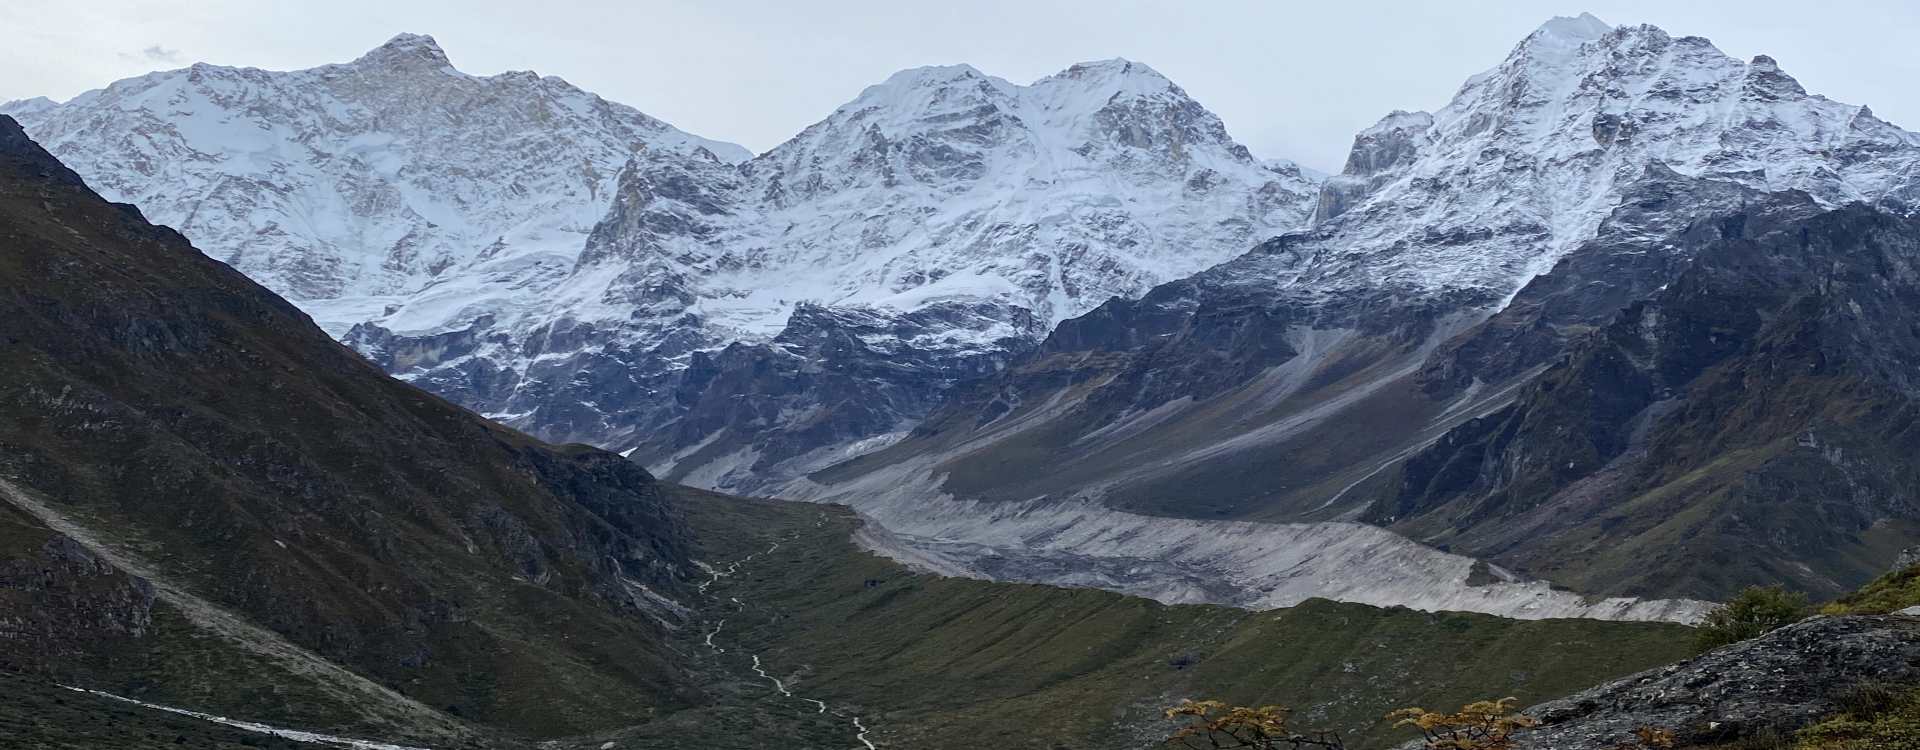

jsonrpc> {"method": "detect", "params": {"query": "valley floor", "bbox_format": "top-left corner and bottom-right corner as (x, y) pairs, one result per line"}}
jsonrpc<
(652, 491), (1696, 749)
(3, 492), (1698, 750)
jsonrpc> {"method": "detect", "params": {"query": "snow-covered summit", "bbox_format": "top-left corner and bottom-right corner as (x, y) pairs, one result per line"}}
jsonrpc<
(3, 34), (749, 319)
(441, 55), (1317, 476)
(0, 96), (56, 118)
(349, 32), (454, 69)
(485, 52), (1321, 361)
(346, 55), (1321, 486)
(1533, 12), (1612, 44)
(1294, 14), (1920, 305)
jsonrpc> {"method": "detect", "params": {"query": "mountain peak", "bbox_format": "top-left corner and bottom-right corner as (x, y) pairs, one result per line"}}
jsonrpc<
(1743, 52), (1809, 99)
(352, 32), (452, 69)
(875, 63), (991, 89)
(834, 63), (1016, 126)
(0, 96), (58, 116)
(847, 64), (1005, 108)
(1040, 57), (1176, 95)
(1059, 57), (1157, 77)
(1533, 12), (1612, 42)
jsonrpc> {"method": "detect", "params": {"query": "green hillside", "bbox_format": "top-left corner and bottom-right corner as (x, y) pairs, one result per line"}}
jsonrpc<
(674, 491), (1697, 749)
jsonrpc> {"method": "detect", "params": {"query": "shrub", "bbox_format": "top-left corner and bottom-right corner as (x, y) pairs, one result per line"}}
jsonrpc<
(1695, 585), (1810, 651)
(1388, 697), (1539, 750)
(1163, 700), (1346, 749)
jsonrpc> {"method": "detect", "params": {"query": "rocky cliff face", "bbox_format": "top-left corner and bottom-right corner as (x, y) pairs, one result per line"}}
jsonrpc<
(1384, 202), (1920, 600)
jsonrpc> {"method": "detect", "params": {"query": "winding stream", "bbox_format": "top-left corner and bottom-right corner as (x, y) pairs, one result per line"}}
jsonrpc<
(698, 537), (879, 749)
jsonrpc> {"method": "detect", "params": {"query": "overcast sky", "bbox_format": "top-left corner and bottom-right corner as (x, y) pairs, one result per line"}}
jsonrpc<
(5, 0), (1916, 171)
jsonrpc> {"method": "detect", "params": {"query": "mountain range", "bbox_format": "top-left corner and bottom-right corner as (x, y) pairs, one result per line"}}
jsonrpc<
(783, 13), (1920, 606)
(0, 111), (1704, 748)
(10, 13), (1920, 615)
(12, 8), (1920, 749)
(7, 36), (1321, 495)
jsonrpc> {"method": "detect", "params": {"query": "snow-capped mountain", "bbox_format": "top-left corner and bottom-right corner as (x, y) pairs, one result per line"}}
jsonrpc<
(789, 15), (1920, 614)
(4, 33), (750, 333)
(6, 42), (1318, 491)
(344, 56), (1323, 487)
(21, 14), (1912, 619)
(1302, 12), (1920, 303)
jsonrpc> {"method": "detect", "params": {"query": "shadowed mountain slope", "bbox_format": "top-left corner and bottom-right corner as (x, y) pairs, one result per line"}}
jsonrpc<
(0, 113), (698, 742)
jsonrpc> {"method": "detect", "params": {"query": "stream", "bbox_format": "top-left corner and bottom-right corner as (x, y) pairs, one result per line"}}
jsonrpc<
(698, 537), (879, 749)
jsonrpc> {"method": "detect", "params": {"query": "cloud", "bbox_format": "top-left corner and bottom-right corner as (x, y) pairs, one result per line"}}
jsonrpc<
(118, 44), (182, 64)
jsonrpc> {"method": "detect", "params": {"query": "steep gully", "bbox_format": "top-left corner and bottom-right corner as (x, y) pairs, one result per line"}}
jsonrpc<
(698, 516), (879, 750)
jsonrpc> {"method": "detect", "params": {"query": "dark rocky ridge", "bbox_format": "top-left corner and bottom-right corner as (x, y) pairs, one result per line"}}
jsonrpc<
(0, 114), (700, 738)
(1415, 164), (1826, 395)
(1385, 201), (1920, 600)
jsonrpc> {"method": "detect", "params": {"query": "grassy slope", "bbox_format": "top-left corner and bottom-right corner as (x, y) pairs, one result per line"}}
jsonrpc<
(1826, 564), (1920, 617)
(1786, 567), (1920, 749)
(0, 487), (1696, 750)
(677, 490), (1697, 749)
(0, 115), (703, 743)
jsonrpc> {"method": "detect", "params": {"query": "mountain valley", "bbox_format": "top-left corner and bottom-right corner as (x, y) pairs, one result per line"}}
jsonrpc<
(9, 7), (1920, 749)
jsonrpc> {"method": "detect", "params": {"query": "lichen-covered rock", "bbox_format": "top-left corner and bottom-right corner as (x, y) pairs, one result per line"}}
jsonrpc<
(1512, 615), (1920, 749)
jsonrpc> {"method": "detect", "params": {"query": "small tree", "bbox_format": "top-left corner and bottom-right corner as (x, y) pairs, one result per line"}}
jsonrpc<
(1387, 697), (1539, 750)
(1695, 585), (1809, 651)
(1163, 700), (1346, 749)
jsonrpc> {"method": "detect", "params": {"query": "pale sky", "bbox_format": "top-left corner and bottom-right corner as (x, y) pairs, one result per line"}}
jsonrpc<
(4, 0), (1916, 172)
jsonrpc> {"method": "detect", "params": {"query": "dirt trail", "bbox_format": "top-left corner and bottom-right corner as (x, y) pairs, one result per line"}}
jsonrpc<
(0, 476), (466, 741)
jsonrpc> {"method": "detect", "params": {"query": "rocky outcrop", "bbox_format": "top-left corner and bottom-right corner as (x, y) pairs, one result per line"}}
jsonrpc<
(1512, 615), (1920, 749)
(0, 518), (154, 673)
